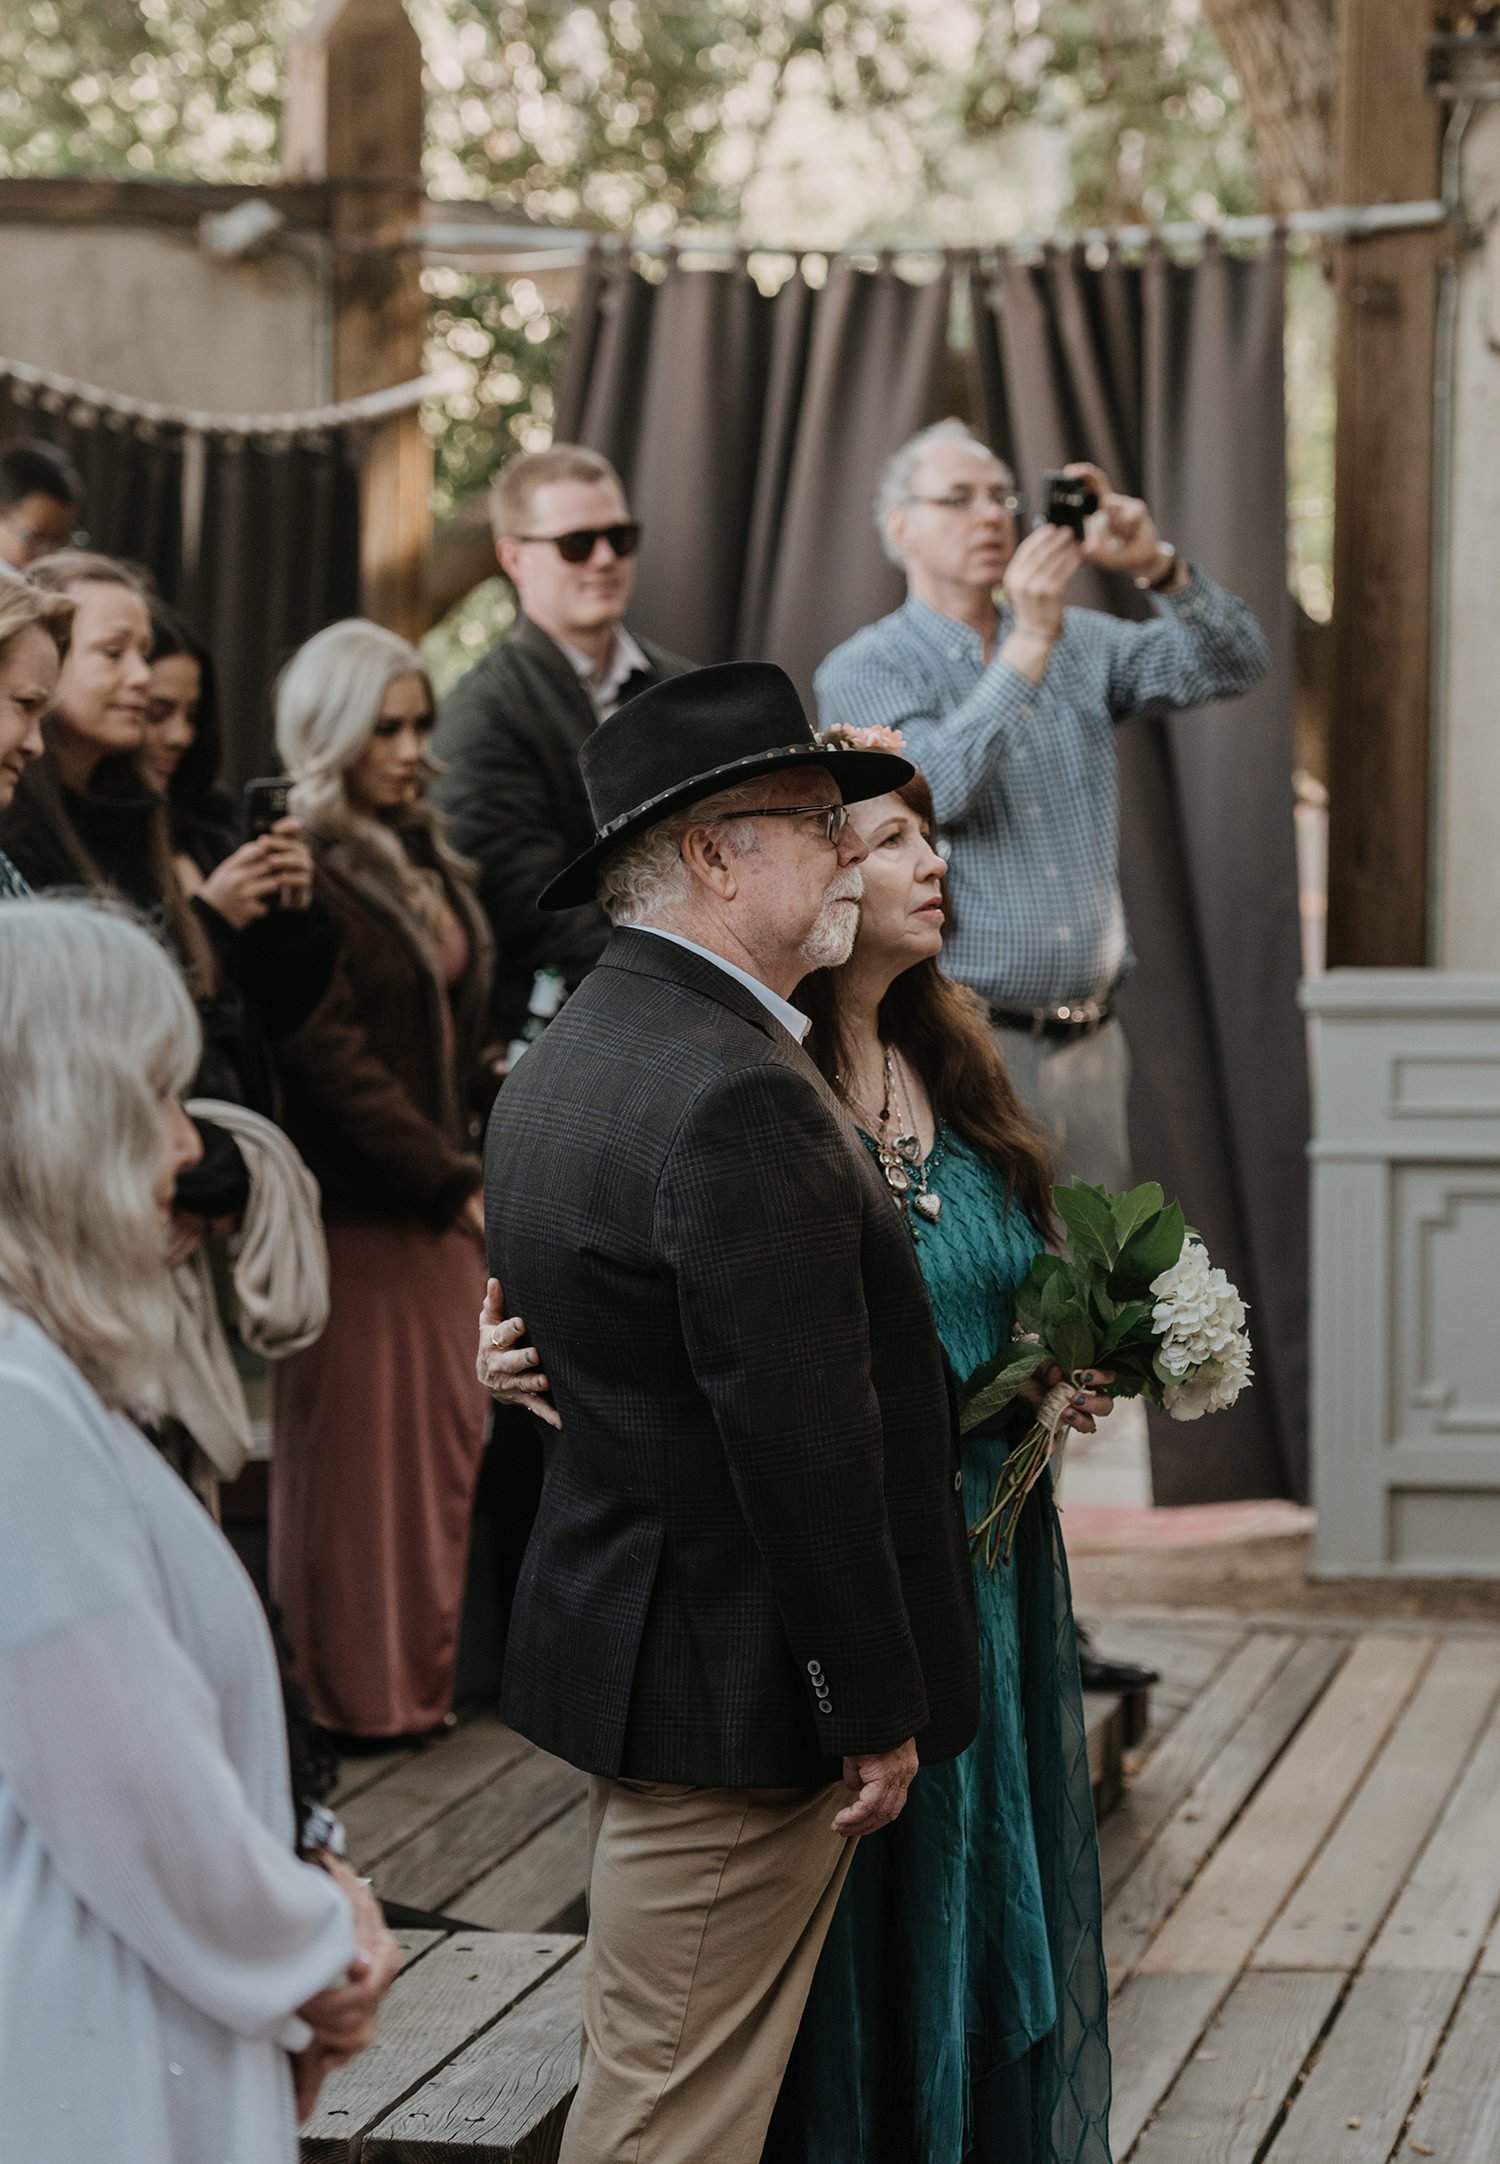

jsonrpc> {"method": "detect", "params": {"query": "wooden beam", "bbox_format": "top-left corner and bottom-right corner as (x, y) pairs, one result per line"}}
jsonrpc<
(1326, 0), (1444, 966)
(284, 0), (430, 640)
(0, 175), (333, 232)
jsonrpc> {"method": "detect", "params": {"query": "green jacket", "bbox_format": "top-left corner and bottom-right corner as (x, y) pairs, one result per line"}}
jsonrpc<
(432, 614), (693, 1040)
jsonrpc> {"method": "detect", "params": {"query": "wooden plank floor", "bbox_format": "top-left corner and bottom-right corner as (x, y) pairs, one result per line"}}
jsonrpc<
(333, 1717), (591, 1935)
(1097, 1616), (1500, 2163)
(335, 1684), (1139, 1940)
(332, 1617), (1500, 2160)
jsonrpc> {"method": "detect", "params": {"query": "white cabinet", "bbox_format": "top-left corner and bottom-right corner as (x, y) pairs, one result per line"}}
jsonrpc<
(1303, 972), (1500, 1576)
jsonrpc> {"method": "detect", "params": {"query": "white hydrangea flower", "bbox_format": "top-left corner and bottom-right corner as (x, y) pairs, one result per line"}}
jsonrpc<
(1150, 1239), (1252, 1420)
(1164, 1335), (1254, 1421)
(1151, 1241), (1247, 1359)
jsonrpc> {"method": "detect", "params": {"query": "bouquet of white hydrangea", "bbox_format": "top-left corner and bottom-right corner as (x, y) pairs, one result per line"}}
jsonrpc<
(961, 1180), (1253, 1566)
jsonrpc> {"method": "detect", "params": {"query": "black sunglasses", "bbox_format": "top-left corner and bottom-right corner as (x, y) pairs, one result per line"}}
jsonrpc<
(514, 522), (642, 565)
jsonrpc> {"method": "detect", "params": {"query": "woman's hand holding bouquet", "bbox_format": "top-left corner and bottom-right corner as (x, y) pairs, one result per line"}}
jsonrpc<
(962, 1180), (1252, 1566)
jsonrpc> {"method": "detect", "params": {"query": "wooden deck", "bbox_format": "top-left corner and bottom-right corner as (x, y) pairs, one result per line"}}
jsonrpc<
(331, 1722), (590, 1936)
(1096, 1614), (1500, 2163)
(321, 1615), (1500, 2159)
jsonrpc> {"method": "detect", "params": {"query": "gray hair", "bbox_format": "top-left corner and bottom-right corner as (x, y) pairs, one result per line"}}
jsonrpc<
(597, 778), (773, 924)
(0, 898), (201, 1411)
(875, 419), (1015, 566)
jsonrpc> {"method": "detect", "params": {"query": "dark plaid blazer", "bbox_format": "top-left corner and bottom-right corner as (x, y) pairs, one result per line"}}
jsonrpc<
(484, 928), (980, 1788)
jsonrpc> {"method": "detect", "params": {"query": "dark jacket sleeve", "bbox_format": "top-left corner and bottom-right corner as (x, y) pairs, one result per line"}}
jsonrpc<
(219, 899), (339, 1043)
(433, 659), (608, 999)
(653, 1061), (930, 1757)
(277, 962), (482, 1228)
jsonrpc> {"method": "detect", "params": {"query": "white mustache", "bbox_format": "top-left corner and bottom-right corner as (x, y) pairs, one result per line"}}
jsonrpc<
(823, 866), (865, 904)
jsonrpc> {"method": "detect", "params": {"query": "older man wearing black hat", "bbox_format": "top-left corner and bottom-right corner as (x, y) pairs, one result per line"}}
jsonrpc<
(483, 662), (980, 2164)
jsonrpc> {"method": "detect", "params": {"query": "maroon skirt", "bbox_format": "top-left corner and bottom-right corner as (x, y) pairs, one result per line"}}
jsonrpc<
(271, 1219), (488, 1737)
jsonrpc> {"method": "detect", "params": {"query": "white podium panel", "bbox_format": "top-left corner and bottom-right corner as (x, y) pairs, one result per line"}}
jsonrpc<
(1303, 973), (1500, 1576)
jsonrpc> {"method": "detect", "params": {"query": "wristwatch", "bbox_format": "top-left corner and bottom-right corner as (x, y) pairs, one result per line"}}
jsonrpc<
(1135, 542), (1178, 592)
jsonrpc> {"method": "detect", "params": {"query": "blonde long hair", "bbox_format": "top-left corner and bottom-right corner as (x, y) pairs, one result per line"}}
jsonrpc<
(275, 617), (468, 932)
(0, 898), (201, 1411)
(0, 575), (74, 662)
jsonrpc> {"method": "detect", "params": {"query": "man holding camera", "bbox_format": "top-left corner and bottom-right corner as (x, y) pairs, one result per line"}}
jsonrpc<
(817, 417), (1267, 1189)
(816, 420), (1268, 1687)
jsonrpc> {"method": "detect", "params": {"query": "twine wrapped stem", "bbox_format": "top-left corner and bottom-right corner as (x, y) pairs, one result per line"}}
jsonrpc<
(968, 1374), (1078, 1569)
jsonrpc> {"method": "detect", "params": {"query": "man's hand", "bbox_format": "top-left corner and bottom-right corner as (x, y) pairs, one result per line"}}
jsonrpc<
(1068, 461), (1179, 585)
(1000, 522), (1082, 680)
(833, 1737), (919, 1837)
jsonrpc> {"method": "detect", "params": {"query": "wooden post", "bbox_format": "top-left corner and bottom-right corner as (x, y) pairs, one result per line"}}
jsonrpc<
(284, 0), (429, 639)
(1326, 0), (1444, 966)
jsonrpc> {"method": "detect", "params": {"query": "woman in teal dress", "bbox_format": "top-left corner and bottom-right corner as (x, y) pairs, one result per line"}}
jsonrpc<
(762, 744), (1114, 2164)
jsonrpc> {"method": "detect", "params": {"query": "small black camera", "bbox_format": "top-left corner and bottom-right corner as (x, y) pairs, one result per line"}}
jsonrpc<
(1041, 471), (1099, 538)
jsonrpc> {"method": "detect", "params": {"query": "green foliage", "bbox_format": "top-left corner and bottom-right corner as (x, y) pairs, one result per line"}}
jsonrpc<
(0, 0), (1260, 534)
(0, 0), (295, 178)
(961, 1179), (1187, 1437)
(960, 1175), (1193, 1556)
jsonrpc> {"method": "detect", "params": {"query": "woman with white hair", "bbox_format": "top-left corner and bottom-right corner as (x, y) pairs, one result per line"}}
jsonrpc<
(0, 573), (71, 894)
(271, 618), (497, 1743)
(0, 898), (400, 2161)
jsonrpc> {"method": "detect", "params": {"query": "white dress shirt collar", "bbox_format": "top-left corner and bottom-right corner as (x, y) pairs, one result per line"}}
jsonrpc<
(559, 625), (651, 718)
(626, 925), (811, 1043)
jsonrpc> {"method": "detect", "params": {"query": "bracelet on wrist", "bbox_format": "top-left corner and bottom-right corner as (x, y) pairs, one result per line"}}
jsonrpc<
(1134, 543), (1179, 593)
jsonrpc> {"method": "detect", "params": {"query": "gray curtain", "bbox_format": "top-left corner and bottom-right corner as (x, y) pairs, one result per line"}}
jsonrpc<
(554, 252), (953, 699)
(0, 374), (363, 788)
(971, 244), (1307, 1503)
(553, 244), (1308, 1504)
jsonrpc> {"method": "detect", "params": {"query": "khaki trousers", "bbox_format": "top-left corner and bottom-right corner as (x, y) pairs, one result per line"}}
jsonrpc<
(558, 1776), (855, 2164)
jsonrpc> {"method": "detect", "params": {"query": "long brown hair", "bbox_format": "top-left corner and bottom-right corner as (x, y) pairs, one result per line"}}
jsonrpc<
(27, 552), (219, 999)
(800, 767), (1057, 1239)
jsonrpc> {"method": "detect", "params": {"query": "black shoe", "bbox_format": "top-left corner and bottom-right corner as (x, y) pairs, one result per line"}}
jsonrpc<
(1078, 1647), (1159, 1693)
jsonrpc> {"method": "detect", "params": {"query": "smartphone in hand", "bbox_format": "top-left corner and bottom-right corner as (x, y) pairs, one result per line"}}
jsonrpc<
(242, 777), (292, 910)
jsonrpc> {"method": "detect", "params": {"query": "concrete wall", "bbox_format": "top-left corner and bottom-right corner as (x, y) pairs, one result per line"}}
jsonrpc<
(1435, 101), (1500, 970)
(0, 221), (330, 412)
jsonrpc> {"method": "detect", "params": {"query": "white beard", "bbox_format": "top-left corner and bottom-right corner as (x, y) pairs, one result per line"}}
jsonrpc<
(799, 865), (864, 970)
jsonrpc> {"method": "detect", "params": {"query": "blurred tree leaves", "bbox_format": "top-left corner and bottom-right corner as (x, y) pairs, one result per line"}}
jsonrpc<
(0, 0), (1258, 556)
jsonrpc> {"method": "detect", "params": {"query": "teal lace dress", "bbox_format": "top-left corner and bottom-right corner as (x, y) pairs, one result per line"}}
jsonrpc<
(763, 1124), (1113, 2164)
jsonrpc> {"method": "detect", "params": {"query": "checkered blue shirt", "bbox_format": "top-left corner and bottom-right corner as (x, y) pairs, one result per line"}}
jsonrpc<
(0, 850), (29, 903)
(814, 571), (1269, 1008)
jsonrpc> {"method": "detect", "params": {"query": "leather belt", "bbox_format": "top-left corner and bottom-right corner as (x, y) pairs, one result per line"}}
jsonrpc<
(988, 995), (1116, 1042)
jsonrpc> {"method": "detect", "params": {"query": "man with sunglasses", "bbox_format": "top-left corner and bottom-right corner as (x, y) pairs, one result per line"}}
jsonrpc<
(0, 442), (85, 578)
(433, 443), (692, 1045)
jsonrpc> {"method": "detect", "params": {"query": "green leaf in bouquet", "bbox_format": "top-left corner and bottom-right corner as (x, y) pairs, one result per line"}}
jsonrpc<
(1110, 1182), (1165, 1250)
(1051, 1312), (1096, 1383)
(1086, 1282), (1120, 1335)
(1109, 1201), (1186, 1297)
(1097, 1298), (1154, 1360)
(1054, 1182), (1120, 1269)
(1039, 1266), (1075, 1337)
(958, 1343), (1053, 1435)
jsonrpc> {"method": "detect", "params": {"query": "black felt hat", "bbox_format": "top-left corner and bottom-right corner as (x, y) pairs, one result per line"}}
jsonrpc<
(537, 660), (914, 912)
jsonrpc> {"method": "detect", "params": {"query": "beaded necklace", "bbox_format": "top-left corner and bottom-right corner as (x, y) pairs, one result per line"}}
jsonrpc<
(841, 1043), (942, 1226)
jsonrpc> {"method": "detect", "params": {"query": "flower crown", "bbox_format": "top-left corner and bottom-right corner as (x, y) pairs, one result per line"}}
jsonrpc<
(817, 723), (909, 756)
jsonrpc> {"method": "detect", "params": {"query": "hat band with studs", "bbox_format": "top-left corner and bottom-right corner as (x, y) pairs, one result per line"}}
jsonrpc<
(593, 737), (858, 843)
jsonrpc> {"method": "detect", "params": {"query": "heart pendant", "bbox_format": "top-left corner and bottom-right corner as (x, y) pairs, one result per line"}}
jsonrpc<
(895, 1132), (922, 1164)
(912, 1190), (942, 1223)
